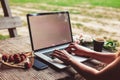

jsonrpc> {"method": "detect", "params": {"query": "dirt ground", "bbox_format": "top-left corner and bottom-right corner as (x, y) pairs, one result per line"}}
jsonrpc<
(0, 4), (120, 42)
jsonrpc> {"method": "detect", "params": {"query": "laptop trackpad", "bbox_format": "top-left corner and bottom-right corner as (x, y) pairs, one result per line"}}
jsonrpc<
(50, 55), (88, 64)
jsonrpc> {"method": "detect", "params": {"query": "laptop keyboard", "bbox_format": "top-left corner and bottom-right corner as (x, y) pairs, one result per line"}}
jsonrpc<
(43, 48), (65, 59)
(43, 51), (55, 59)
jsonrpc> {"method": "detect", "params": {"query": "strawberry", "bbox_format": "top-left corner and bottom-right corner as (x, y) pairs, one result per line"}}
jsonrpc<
(24, 62), (31, 69)
(8, 55), (14, 62)
(20, 55), (25, 62)
(14, 57), (21, 63)
(2, 54), (8, 62)
(13, 54), (19, 59)
(20, 54), (26, 61)
(13, 54), (21, 63)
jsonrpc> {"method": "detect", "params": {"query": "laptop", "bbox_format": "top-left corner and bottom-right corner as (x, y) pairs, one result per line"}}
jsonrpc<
(27, 11), (89, 69)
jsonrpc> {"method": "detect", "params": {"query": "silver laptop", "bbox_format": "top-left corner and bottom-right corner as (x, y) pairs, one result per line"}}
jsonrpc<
(27, 11), (88, 69)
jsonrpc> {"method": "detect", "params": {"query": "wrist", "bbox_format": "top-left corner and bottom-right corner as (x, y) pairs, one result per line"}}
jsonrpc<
(67, 57), (75, 65)
(77, 50), (90, 57)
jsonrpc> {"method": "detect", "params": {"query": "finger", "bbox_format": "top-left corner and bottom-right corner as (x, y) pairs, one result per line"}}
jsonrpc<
(51, 50), (60, 56)
(70, 42), (76, 46)
(52, 50), (60, 56)
(61, 50), (69, 55)
(55, 50), (69, 59)
(65, 45), (76, 53)
(53, 50), (64, 57)
(52, 52), (61, 58)
(52, 51), (67, 61)
(54, 50), (62, 55)
(65, 44), (74, 51)
(61, 50), (72, 59)
(56, 50), (67, 57)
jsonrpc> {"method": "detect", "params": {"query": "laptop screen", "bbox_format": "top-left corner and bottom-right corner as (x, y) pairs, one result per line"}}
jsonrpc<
(27, 11), (73, 51)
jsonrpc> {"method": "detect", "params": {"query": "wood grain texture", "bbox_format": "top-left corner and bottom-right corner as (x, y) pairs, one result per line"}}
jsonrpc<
(0, 0), (19, 37)
(0, 17), (22, 30)
(0, 37), (70, 80)
(0, 37), (105, 80)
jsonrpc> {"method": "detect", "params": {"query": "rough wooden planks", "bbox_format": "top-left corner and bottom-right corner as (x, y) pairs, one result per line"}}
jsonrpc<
(0, 37), (70, 80)
(0, 17), (22, 30)
(0, 0), (21, 37)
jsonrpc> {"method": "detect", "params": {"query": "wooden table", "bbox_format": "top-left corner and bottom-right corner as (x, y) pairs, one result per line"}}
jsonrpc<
(0, 36), (78, 80)
(0, 36), (104, 80)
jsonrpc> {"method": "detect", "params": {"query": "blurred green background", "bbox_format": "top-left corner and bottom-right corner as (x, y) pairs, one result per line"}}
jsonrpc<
(0, 0), (120, 46)
(10, 0), (120, 8)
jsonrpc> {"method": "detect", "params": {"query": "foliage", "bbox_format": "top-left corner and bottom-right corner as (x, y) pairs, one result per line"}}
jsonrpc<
(104, 40), (119, 51)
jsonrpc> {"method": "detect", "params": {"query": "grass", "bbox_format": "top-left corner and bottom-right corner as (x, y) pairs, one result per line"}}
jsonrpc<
(6, 0), (120, 44)
(0, 34), (9, 40)
(72, 23), (110, 35)
(88, 0), (120, 8)
(72, 23), (119, 43)
(10, 0), (83, 6)
(10, 0), (120, 8)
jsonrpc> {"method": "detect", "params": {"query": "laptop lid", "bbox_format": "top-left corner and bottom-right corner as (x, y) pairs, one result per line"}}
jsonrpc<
(27, 11), (73, 52)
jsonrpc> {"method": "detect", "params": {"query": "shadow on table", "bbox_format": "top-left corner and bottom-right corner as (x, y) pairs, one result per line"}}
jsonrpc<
(57, 59), (106, 80)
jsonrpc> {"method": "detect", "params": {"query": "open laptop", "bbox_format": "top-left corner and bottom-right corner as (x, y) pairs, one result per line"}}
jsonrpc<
(27, 11), (89, 69)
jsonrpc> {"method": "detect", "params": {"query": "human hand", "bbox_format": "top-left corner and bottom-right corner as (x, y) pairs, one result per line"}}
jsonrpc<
(52, 50), (73, 65)
(65, 43), (91, 56)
